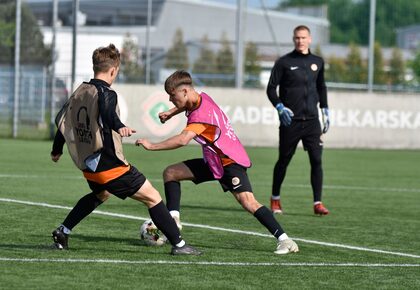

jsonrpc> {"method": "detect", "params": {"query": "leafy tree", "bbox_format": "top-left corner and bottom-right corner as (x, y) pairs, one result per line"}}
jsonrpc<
(278, 0), (327, 7)
(192, 35), (217, 85)
(388, 47), (405, 85)
(373, 42), (386, 85)
(411, 49), (420, 82)
(346, 43), (366, 83)
(216, 32), (234, 74)
(215, 32), (234, 86)
(120, 33), (143, 83)
(164, 28), (189, 70)
(0, 0), (51, 64)
(244, 42), (262, 87)
(278, 0), (420, 46)
(313, 44), (323, 58)
(326, 55), (346, 83)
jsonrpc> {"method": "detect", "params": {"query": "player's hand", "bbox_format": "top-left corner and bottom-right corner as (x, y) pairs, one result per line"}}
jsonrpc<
(276, 103), (294, 126)
(158, 111), (171, 124)
(51, 153), (62, 162)
(135, 138), (152, 150)
(118, 127), (136, 137)
(321, 108), (330, 133)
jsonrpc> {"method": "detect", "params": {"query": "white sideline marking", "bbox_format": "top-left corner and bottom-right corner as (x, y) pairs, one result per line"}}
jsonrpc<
(1, 197), (420, 259)
(1, 174), (420, 193)
(0, 257), (418, 267)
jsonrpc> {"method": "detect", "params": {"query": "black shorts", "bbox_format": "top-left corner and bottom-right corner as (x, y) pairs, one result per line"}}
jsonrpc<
(183, 158), (253, 193)
(279, 118), (323, 154)
(87, 165), (146, 200)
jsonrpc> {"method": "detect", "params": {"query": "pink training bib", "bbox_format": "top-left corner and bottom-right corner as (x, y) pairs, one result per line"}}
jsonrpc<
(187, 92), (251, 179)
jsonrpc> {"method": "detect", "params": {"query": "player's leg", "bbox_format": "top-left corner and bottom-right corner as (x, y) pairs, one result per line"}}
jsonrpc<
(130, 179), (182, 245)
(163, 158), (214, 229)
(52, 190), (111, 250)
(114, 166), (181, 246)
(129, 168), (201, 255)
(271, 124), (300, 213)
(224, 164), (283, 236)
(223, 164), (298, 254)
(163, 161), (195, 229)
(62, 190), (110, 230)
(234, 191), (299, 254)
(302, 119), (329, 215)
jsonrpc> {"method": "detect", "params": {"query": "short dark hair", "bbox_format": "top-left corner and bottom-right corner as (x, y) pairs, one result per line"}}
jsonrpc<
(92, 44), (120, 74)
(164, 70), (193, 94)
(293, 25), (311, 34)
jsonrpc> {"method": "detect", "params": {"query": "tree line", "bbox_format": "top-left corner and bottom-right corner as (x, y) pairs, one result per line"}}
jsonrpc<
(277, 0), (420, 46)
(1, 1), (420, 88)
(0, 1), (50, 65)
(122, 28), (415, 87)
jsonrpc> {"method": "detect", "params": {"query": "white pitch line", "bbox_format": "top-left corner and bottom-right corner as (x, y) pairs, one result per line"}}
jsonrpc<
(1, 197), (419, 259)
(0, 257), (418, 267)
(1, 174), (420, 193)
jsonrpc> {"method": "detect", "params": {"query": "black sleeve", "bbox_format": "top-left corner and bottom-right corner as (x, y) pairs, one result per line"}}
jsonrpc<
(266, 60), (282, 108)
(51, 129), (65, 155)
(98, 90), (125, 131)
(317, 60), (328, 109)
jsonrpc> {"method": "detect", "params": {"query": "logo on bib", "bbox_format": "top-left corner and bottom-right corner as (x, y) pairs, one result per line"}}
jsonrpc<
(232, 177), (240, 186)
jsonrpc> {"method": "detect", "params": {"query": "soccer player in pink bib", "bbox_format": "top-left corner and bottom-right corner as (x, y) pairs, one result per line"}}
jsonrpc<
(136, 70), (299, 255)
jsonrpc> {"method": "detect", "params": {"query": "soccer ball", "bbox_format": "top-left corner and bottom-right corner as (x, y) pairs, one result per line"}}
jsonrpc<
(140, 219), (167, 246)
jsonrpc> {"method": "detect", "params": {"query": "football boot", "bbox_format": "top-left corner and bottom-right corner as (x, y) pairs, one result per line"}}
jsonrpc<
(274, 238), (299, 255)
(314, 202), (329, 215)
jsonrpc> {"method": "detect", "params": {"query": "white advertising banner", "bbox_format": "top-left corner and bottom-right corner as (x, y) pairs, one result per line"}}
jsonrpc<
(114, 84), (420, 149)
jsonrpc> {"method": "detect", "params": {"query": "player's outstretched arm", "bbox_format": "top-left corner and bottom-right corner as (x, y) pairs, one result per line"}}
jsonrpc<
(159, 107), (186, 124)
(135, 130), (196, 151)
(118, 126), (137, 137)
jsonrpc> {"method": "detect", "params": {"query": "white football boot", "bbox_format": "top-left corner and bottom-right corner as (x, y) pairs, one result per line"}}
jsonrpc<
(274, 238), (299, 255)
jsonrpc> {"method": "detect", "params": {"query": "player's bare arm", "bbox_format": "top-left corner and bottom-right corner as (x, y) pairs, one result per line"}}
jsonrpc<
(135, 130), (196, 150)
(118, 126), (136, 137)
(159, 107), (186, 124)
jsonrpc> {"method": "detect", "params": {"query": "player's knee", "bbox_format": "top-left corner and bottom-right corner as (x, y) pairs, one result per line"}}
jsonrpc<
(95, 191), (111, 202)
(310, 154), (322, 167)
(237, 192), (261, 213)
(163, 166), (178, 181)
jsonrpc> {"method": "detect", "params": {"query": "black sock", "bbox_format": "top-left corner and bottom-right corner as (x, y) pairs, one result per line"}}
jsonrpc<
(254, 206), (285, 239)
(164, 181), (181, 211)
(62, 192), (103, 230)
(149, 201), (182, 246)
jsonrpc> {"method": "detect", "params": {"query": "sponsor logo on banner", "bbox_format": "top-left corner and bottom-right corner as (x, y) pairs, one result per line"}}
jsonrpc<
(141, 91), (181, 136)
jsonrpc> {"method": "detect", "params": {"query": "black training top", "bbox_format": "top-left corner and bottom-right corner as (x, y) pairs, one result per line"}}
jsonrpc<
(266, 49), (328, 120)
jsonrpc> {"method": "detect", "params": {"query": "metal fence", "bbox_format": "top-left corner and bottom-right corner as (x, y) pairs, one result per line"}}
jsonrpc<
(0, 68), (69, 139)
(1, 0), (420, 140)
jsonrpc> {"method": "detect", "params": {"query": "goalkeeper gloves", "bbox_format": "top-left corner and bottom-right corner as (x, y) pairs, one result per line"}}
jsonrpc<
(321, 108), (330, 133)
(276, 103), (294, 126)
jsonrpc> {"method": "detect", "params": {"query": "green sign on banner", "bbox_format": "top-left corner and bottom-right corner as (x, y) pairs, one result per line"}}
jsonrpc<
(149, 102), (169, 124)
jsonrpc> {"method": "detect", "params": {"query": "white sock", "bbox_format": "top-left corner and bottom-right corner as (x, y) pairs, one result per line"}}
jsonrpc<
(60, 224), (71, 235)
(271, 195), (280, 200)
(169, 210), (180, 218)
(314, 201), (322, 205)
(278, 233), (289, 242)
(175, 240), (185, 248)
